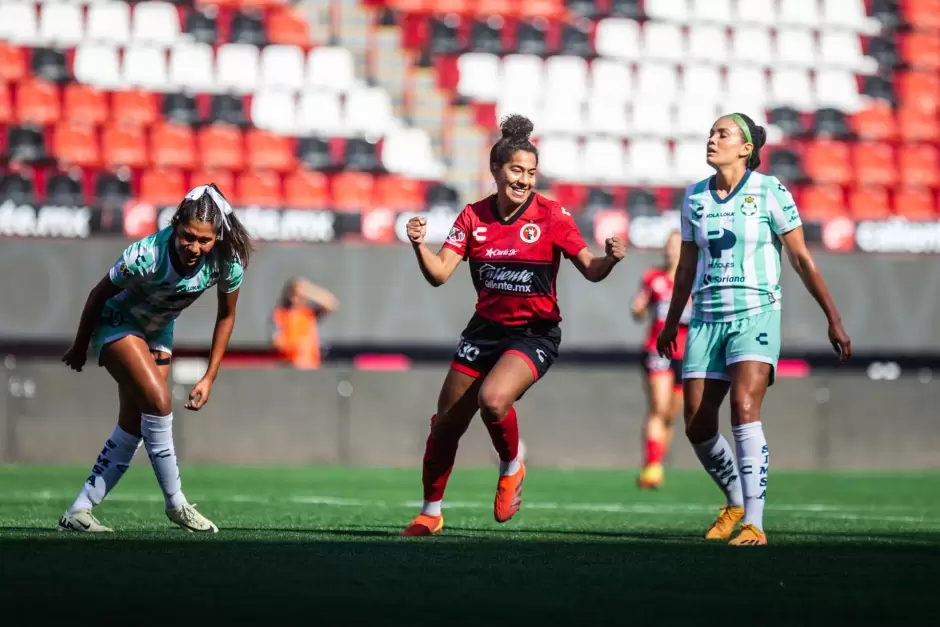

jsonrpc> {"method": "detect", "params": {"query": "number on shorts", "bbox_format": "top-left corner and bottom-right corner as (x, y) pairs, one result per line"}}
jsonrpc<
(456, 340), (480, 362)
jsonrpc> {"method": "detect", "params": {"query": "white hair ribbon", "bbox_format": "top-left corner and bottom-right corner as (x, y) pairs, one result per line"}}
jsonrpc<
(185, 185), (233, 239)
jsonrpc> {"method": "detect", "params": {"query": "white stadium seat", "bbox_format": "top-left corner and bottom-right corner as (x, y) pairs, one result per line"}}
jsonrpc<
(261, 45), (306, 91)
(169, 42), (215, 92)
(583, 137), (627, 184)
(815, 69), (862, 112)
(538, 136), (582, 181)
(39, 3), (84, 47)
(734, 0), (776, 26)
(626, 139), (672, 185)
(779, 0), (822, 29)
(297, 90), (344, 135)
(132, 1), (180, 45)
(0, 2), (40, 45)
(501, 55), (545, 100)
(251, 89), (298, 135)
(725, 66), (769, 112)
(775, 28), (818, 68)
(822, 0), (879, 34)
(771, 68), (815, 110)
(545, 56), (588, 102)
(675, 100), (721, 138)
(636, 63), (679, 102)
(691, 0), (733, 24)
(732, 27), (773, 66)
(496, 90), (542, 131)
(216, 44), (260, 94)
(382, 128), (445, 179)
(590, 59), (633, 103)
(344, 86), (396, 136)
(643, 22), (685, 62)
(632, 100), (673, 138)
(819, 31), (874, 73)
(594, 18), (640, 60)
(586, 99), (630, 137)
(644, 0), (690, 23)
(541, 99), (584, 135)
(688, 25), (729, 64)
(307, 47), (356, 92)
(457, 53), (500, 101)
(123, 45), (170, 91)
(681, 64), (723, 105)
(674, 139), (714, 183)
(74, 44), (122, 90)
(86, 2), (131, 45)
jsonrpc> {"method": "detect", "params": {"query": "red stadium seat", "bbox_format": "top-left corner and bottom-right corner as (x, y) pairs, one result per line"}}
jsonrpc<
(112, 90), (159, 128)
(140, 168), (186, 206)
(151, 123), (196, 170)
(473, 0), (514, 18)
(901, 32), (940, 72)
(284, 169), (329, 209)
(898, 71), (940, 113)
(246, 129), (295, 173)
(199, 125), (244, 171)
(800, 184), (847, 221)
(903, 0), (940, 30)
(894, 186), (938, 219)
(267, 7), (311, 47)
(0, 44), (27, 84)
(0, 83), (11, 125)
(374, 175), (423, 210)
(64, 84), (109, 126)
(331, 171), (374, 211)
(236, 170), (283, 207)
(802, 140), (852, 186)
(16, 79), (60, 126)
(517, 0), (564, 19)
(54, 124), (101, 168)
(899, 144), (939, 187)
(848, 185), (892, 220)
(103, 124), (148, 169)
(852, 142), (898, 187)
(850, 104), (898, 141)
(898, 105), (940, 142)
(190, 169), (235, 197)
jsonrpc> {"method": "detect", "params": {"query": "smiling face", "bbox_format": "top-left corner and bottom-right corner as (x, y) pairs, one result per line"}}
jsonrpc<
(492, 149), (537, 209)
(706, 115), (753, 168)
(174, 220), (217, 268)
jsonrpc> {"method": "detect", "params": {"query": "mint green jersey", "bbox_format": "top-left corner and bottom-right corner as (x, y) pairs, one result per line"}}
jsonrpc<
(106, 227), (244, 334)
(680, 171), (802, 322)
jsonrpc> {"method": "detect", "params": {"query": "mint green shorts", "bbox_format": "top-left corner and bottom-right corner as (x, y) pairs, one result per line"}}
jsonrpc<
(91, 305), (174, 365)
(682, 310), (781, 386)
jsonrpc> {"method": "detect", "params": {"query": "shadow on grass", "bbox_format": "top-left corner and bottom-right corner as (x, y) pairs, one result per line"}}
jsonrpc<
(1, 532), (938, 626)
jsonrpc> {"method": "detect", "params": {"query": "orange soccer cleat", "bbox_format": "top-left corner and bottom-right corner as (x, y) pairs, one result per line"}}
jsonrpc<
(400, 513), (443, 537)
(729, 523), (767, 546)
(494, 462), (526, 523)
(705, 505), (745, 540)
(637, 463), (665, 490)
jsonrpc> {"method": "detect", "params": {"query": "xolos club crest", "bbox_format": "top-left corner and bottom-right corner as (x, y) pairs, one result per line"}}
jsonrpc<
(520, 222), (541, 244)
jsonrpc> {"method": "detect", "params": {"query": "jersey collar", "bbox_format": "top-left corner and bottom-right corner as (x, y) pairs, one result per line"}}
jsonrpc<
(708, 169), (752, 205)
(489, 193), (535, 225)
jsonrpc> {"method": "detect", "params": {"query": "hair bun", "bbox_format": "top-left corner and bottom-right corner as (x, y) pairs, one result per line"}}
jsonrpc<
(753, 125), (767, 149)
(499, 114), (534, 142)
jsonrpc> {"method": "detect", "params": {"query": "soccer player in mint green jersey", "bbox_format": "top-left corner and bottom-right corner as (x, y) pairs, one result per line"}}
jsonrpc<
(657, 113), (852, 546)
(57, 184), (254, 534)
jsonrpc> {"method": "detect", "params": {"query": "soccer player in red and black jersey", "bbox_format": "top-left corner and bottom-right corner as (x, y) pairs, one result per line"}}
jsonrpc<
(631, 230), (691, 490)
(400, 115), (626, 536)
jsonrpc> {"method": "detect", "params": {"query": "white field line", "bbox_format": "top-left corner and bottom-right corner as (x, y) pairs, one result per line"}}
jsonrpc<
(8, 491), (938, 525)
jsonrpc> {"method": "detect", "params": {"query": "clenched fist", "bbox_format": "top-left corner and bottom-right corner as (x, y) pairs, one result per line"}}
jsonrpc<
(605, 236), (625, 261)
(406, 216), (427, 244)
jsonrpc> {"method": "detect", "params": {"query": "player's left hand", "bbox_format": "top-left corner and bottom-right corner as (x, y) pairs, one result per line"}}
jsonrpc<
(185, 377), (212, 411)
(605, 236), (625, 262)
(828, 320), (852, 362)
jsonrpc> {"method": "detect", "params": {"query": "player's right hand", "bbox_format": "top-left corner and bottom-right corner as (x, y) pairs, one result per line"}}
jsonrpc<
(656, 324), (678, 360)
(62, 344), (87, 372)
(406, 216), (427, 244)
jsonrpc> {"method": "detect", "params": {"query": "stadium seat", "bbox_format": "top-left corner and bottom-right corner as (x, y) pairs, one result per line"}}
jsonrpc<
(545, 56), (588, 102)
(628, 138), (672, 184)
(851, 103), (898, 141)
(246, 129), (295, 172)
(725, 66), (769, 113)
(803, 140), (852, 185)
(898, 106), (940, 142)
(688, 25), (729, 64)
(457, 53), (500, 101)
(7, 126), (46, 163)
(345, 86), (395, 136)
(673, 139), (714, 183)
(771, 68), (815, 111)
(133, 1), (182, 45)
(767, 147), (803, 184)
(898, 72), (940, 113)
(682, 64), (723, 105)
(163, 92), (200, 126)
(732, 27), (773, 67)
(590, 58), (633, 103)
(231, 10), (267, 47)
(190, 169), (234, 197)
(212, 94), (249, 127)
(539, 135), (582, 181)
(31, 48), (70, 84)
(818, 31), (869, 72)
(868, 36), (901, 70)
(586, 99), (630, 137)
(74, 45), (123, 90)
(16, 79), (60, 126)
(813, 108), (853, 139)
(559, 23), (592, 57)
(297, 91), (344, 135)
(151, 123), (197, 169)
(770, 106), (804, 137)
(899, 144), (939, 187)
(0, 83), (10, 125)
(140, 168), (186, 206)
(297, 136), (333, 171)
(0, 2), (40, 45)
(96, 172), (132, 209)
(307, 47), (356, 92)
(822, 0), (877, 33)
(636, 63), (679, 102)
(594, 19), (640, 60)
(199, 125), (244, 171)
(0, 43), (27, 83)
(86, 2), (132, 45)
(64, 84), (109, 126)
(261, 45), (306, 91)
(54, 124), (101, 168)
(39, 3), (84, 47)
(0, 172), (37, 205)
(251, 89), (298, 134)
(583, 137), (626, 183)
(632, 100), (672, 137)
(185, 9), (218, 45)
(115, 90), (160, 127)
(516, 19), (548, 56)
(626, 188), (658, 217)
(236, 170), (282, 207)
(284, 169), (329, 209)
(45, 172), (85, 206)
(644, 0), (689, 22)
(692, 0), (733, 24)
(267, 7), (311, 47)
(816, 69), (862, 112)
(849, 185), (892, 220)
(901, 32), (940, 72)
(470, 18), (503, 55)
(103, 125), (149, 169)
(903, 0), (940, 30)
(540, 99), (584, 136)
(853, 142), (898, 187)
(735, 0), (776, 26)
(895, 186), (938, 219)
(501, 55), (545, 99)
(331, 171), (374, 211)
(800, 184), (847, 221)
(169, 42), (215, 92)
(643, 22), (685, 62)
(217, 44), (261, 94)
(676, 100), (720, 138)
(779, 0), (822, 28)
(381, 128), (444, 178)
(124, 45), (171, 92)
(375, 175), (423, 210)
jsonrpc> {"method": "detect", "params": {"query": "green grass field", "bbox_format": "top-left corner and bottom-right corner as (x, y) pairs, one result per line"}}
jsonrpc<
(1, 465), (938, 625)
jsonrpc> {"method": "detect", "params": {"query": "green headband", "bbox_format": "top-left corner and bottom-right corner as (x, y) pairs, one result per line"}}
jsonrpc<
(728, 113), (753, 146)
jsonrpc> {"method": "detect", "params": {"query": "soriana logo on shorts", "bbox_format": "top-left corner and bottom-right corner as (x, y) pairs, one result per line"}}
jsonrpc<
(592, 210), (629, 248)
(821, 217), (856, 252)
(122, 201), (158, 239)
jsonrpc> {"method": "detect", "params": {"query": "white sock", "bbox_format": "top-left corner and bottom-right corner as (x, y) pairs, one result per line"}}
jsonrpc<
(141, 413), (187, 510)
(499, 457), (521, 477)
(421, 500), (442, 516)
(69, 426), (141, 514)
(692, 433), (744, 507)
(733, 422), (768, 530)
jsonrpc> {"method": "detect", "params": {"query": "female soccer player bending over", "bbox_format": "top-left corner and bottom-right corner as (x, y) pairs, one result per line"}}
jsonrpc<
(57, 184), (253, 533)
(401, 114), (625, 536)
(657, 113), (851, 546)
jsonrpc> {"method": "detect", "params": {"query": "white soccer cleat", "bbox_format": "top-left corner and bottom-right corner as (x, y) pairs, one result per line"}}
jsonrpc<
(57, 509), (114, 533)
(166, 503), (219, 533)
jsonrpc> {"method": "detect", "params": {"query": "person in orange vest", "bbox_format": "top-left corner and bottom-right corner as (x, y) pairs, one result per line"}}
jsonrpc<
(270, 277), (338, 369)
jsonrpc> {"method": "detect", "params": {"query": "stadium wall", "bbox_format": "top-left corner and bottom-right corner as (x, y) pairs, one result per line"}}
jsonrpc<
(1, 239), (939, 353)
(2, 362), (937, 470)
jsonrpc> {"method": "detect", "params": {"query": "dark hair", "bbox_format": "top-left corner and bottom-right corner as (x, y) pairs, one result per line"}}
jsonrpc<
(171, 183), (254, 269)
(733, 112), (767, 170)
(489, 114), (538, 171)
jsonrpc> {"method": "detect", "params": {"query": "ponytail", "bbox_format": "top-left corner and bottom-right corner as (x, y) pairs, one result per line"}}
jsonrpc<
(172, 183), (254, 268)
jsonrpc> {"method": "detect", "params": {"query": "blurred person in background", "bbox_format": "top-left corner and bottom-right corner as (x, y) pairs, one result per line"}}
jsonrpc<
(631, 230), (691, 490)
(58, 184), (252, 534)
(271, 277), (338, 369)
(401, 114), (625, 537)
(658, 113), (851, 547)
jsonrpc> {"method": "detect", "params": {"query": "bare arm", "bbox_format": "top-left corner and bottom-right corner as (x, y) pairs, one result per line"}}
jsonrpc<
(568, 237), (626, 283)
(663, 242), (697, 329)
(631, 289), (650, 322)
(72, 274), (123, 351)
(205, 288), (239, 383)
(412, 243), (463, 286)
(297, 280), (339, 317)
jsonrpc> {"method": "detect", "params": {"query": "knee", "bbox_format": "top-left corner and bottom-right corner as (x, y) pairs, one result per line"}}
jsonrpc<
(730, 394), (760, 425)
(140, 385), (172, 417)
(684, 406), (718, 444)
(478, 386), (513, 422)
